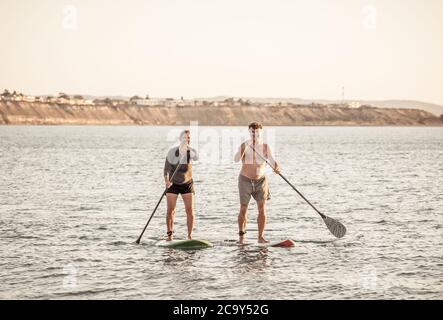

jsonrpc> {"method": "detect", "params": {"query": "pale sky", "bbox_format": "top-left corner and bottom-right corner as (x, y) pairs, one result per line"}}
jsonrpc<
(1, 0), (442, 104)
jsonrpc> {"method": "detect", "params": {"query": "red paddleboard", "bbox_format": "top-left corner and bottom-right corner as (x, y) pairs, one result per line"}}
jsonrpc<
(270, 239), (295, 247)
(256, 239), (295, 248)
(222, 239), (296, 247)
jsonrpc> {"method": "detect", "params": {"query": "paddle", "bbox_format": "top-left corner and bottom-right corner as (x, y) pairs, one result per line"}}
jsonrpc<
(135, 151), (187, 244)
(247, 143), (347, 238)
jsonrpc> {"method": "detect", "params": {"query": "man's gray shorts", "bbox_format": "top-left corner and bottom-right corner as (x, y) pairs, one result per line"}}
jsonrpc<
(238, 174), (270, 205)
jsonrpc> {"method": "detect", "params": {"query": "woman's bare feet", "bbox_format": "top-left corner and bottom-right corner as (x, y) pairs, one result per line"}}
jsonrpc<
(167, 231), (173, 241)
(238, 231), (246, 244)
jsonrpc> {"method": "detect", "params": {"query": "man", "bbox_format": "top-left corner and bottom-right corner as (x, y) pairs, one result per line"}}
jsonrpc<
(164, 130), (198, 241)
(234, 122), (280, 244)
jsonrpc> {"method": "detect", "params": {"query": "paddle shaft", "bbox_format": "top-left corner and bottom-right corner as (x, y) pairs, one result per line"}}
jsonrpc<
(247, 144), (326, 219)
(135, 150), (187, 244)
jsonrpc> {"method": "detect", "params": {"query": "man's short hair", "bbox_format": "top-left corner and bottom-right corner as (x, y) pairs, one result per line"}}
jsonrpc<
(248, 122), (263, 130)
(180, 130), (190, 139)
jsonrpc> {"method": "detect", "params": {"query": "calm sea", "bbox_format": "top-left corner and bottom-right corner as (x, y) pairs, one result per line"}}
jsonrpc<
(0, 125), (442, 299)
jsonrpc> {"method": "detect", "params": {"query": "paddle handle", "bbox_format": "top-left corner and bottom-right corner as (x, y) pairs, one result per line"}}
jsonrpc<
(135, 190), (167, 244)
(247, 144), (326, 219)
(275, 171), (326, 219)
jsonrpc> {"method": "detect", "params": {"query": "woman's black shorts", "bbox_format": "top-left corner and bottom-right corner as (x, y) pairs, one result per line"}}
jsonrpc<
(166, 179), (195, 195)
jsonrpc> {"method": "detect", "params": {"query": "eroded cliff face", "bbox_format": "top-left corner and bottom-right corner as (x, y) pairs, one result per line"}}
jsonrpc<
(0, 101), (441, 126)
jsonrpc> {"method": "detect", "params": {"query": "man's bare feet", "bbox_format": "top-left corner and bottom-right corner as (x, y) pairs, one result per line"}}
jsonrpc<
(167, 231), (173, 241)
(188, 235), (192, 240)
(258, 237), (269, 244)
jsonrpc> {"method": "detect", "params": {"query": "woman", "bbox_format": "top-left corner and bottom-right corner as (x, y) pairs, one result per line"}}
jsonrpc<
(163, 130), (198, 241)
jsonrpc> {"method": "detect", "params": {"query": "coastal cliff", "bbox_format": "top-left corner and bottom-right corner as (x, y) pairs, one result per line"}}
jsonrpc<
(0, 101), (441, 126)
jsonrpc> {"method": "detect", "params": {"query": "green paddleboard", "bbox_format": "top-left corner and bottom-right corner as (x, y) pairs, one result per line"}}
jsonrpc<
(155, 239), (213, 250)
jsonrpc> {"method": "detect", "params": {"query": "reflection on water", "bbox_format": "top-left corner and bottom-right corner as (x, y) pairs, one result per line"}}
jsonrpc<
(236, 247), (271, 272)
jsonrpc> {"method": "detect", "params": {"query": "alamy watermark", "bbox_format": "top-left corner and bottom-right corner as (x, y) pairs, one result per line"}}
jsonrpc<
(362, 5), (377, 31)
(165, 121), (277, 165)
(360, 264), (378, 291)
(62, 263), (78, 289)
(62, 5), (78, 31)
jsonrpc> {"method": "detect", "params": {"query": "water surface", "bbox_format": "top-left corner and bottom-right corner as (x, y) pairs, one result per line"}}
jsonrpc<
(0, 126), (442, 299)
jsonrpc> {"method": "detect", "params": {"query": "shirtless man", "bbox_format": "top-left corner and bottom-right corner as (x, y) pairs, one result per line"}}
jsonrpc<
(234, 122), (280, 244)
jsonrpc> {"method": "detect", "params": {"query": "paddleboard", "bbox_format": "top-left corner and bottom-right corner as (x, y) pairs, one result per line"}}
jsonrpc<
(155, 239), (213, 250)
(259, 239), (295, 248)
(221, 239), (295, 248)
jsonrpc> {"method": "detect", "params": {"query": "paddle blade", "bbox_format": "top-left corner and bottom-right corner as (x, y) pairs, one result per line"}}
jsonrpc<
(323, 216), (347, 238)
